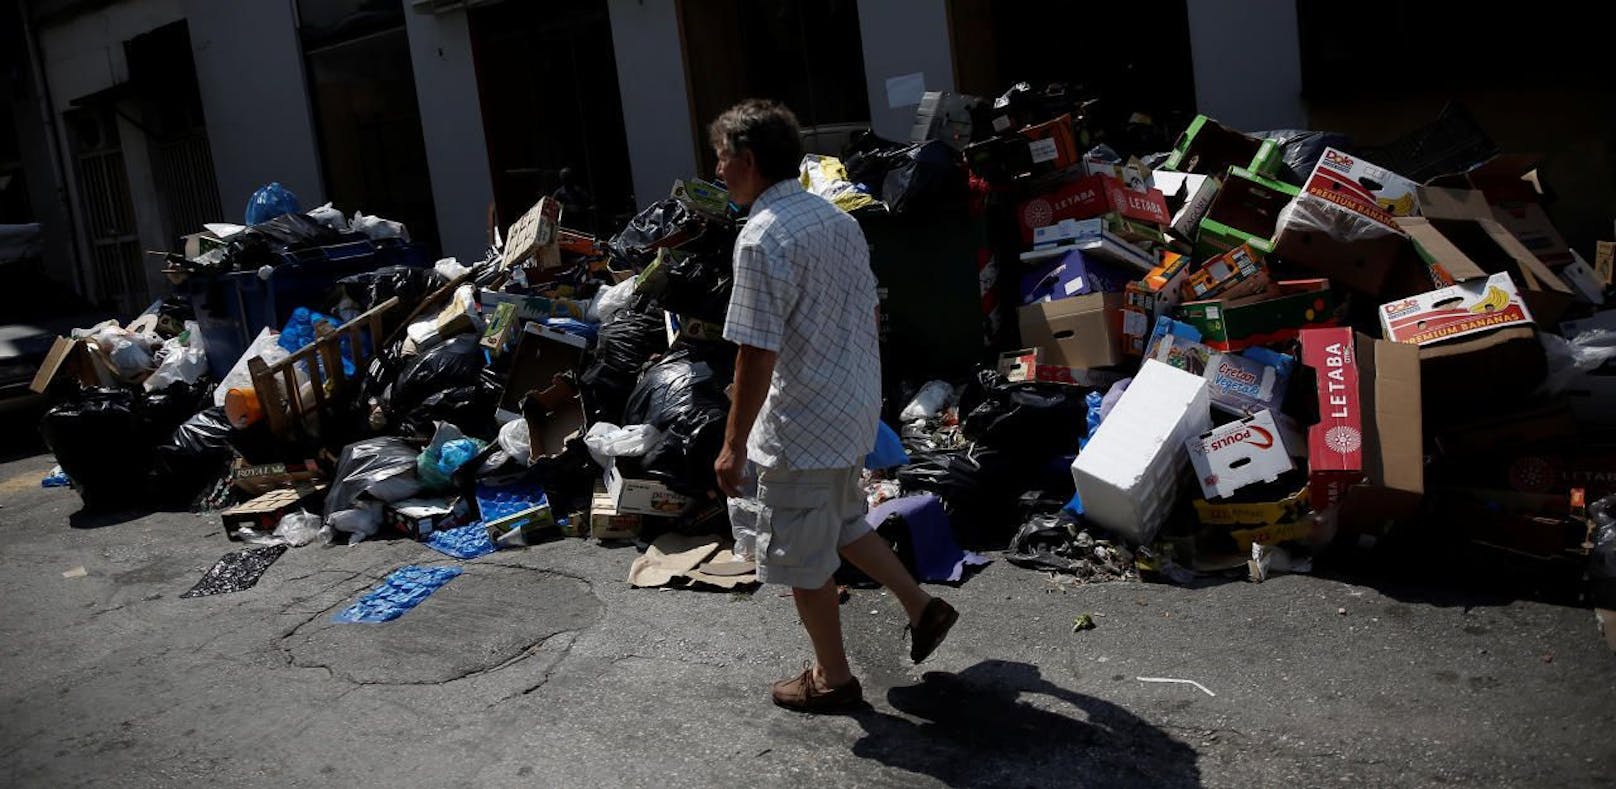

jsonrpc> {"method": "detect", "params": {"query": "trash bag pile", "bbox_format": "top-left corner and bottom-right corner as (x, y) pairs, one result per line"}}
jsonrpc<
(29, 86), (1616, 608)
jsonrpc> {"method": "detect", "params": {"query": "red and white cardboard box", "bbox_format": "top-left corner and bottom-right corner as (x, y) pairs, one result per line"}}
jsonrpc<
(1378, 272), (1534, 345)
(1299, 147), (1419, 231)
(1186, 410), (1295, 500)
(1300, 328), (1365, 511)
(1018, 174), (1171, 244)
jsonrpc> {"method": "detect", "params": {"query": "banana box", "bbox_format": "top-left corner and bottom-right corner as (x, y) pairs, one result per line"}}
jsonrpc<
(1379, 272), (1533, 345)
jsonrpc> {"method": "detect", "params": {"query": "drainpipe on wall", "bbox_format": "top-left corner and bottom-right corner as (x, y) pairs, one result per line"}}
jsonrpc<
(16, 0), (88, 296)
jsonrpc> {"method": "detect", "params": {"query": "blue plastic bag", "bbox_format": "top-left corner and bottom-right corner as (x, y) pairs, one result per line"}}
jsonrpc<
(245, 182), (301, 225)
(865, 421), (909, 470)
(278, 307), (357, 377)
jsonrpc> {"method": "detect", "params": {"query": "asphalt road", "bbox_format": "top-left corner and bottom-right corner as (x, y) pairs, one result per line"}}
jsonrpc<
(1, 448), (1613, 788)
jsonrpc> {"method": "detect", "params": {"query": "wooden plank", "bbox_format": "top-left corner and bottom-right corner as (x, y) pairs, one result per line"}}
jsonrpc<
(248, 356), (288, 440)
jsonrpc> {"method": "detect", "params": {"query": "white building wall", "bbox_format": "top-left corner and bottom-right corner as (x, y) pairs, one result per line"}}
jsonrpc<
(855, 0), (955, 142)
(403, 7), (494, 262)
(607, 0), (698, 208)
(1185, 0), (1307, 130)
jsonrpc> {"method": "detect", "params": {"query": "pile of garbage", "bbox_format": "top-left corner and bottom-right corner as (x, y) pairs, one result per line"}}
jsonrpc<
(27, 90), (1616, 614)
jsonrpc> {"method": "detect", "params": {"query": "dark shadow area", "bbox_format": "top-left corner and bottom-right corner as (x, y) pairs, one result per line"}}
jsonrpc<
(1313, 535), (1587, 611)
(68, 507), (156, 530)
(850, 660), (1202, 788)
(0, 405), (48, 464)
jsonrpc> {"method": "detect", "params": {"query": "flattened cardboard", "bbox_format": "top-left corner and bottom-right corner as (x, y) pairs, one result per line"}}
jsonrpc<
(1379, 272), (1533, 345)
(1017, 292), (1125, 371)
(504, 197), (562, 270)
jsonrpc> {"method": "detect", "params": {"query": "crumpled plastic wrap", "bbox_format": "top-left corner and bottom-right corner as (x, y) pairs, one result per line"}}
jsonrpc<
(1539, 329), (1616, 396)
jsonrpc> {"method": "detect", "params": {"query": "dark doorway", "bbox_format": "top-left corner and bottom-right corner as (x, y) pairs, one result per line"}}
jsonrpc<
(947, 0), (1197, 140)
(124, 20), (224, 248)
(467, 0), (635, 238)
(679, 0), (870, 177)
(298, 0), (439, 250)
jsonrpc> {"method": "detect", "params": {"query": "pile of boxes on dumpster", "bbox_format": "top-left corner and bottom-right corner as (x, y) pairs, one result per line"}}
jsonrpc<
(24, 85), (1616, 608)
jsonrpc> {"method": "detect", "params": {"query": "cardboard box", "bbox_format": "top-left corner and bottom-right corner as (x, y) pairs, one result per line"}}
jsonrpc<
(496, 323), (588, 425)
(1019, 113), (1080, 174)
(1022, 218), (1155, 272)
(1178, 279), (1337, 351)
(1164, 115), (1262, 175)
(504, 197), (562, 270)
(1197, 168), (1300, 257)
(1406, 187), (1574, 324)
(1018, 292), (1126, 371)
(1379, 272), (1532, 345)
(231, 459), (322, 496)
(1193, 484), (1310, 527)
(435, 286), (480, 339)
(670, 178), (729, 217)
(997, 348), (1039, 383)
(1271, 147), (1418, 297)
(1429, 154), (1572, 268)
(1017, 175), (1171, 245)
(1595, 241), (1614, 284)
(28, 336), (117, 393)
(604, 463), (691, 517)
(590, 483), (647, 540)
(1179, 244), (1271, 302)
(1416, 326), (1545, 426)
(1153, 171), (1220, 242)
(220, 487), (324, 539)
(1122, 251), (1193, 355)
(1072, 359), (1212, 543)
(1433, 402), (1579, 459)
(478, 290), (590, 322)
(387, 497), (474, 540)
(1033, 364), (1129, 389)
(480, 301), (519, 355)
(1186, 410), (1295, 500)
(1298, 328), (1424, 531)
(486, 500), (558, 548)
(1020, 249), (1134, 305)
(1565, 369), (1616, 429)
(1145, 318), (1292, 416)
(964, 135), (1033, 184)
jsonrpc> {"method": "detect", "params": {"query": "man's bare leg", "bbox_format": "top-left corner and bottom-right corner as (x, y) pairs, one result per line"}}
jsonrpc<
(839, 532), (934, 624)
(792, 580), (854, 687)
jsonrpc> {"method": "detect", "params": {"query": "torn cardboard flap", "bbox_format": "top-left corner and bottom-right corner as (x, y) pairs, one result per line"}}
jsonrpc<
(496, 322), (588, 425)
(1407, 187), (1574, 324)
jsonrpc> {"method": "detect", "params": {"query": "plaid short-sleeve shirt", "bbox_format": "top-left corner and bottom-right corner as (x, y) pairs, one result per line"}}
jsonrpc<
(723, 180), (881, 471)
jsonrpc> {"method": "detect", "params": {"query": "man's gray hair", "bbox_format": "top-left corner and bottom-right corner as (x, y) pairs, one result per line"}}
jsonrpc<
(708, 99), (803, 182)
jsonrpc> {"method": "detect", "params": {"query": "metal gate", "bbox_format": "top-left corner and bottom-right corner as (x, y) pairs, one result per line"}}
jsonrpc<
(68, 108), (147, 316)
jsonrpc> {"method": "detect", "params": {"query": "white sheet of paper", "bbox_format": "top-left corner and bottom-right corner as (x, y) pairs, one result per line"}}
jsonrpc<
(885, 72), (925, 108)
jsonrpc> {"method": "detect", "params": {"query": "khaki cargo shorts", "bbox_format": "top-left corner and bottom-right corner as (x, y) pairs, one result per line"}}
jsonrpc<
(729, 464), (870, 589)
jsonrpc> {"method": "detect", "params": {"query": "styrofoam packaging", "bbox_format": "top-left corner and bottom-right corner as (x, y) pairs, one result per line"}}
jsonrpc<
(1072, 359), (1211, 544)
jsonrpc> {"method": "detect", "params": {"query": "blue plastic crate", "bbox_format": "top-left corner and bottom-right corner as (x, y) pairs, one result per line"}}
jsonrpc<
(187, 239), (431, 379)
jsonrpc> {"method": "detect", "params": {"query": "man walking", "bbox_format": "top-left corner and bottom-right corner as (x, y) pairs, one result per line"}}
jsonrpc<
(710, 99), (959, 713)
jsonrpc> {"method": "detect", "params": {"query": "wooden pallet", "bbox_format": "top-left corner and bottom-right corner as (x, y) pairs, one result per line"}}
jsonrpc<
(248, 297), (398, 444)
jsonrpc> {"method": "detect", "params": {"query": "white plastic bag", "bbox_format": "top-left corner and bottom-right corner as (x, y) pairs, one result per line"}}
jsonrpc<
(144, 322), (208, 391)
(306, 202), (348, 232)
(900, 380), (955, 422)
(584, 422), (663, 469)
(274, 510), (322, 547)
(350, 211), (409, 242)
(1540, 329), (1616, 395)
(589, 278), (638, 324)
(434, 257), (470, 281)
(215, 328), (289, 406)
(79, 325), (155, 378)
(499, 418), (534, 465)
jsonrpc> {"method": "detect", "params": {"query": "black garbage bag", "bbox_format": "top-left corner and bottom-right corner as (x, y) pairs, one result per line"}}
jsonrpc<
(41, 389), (146, 511)
(845, 134), (968, 216)
(1254, 129), (1354, 186)
(323, 437), (423, 540)
(246, 212), (342, 250)
(643, 252), (733, 322)
(624, 347), (733, 496)
(897, 447), (1028, 543)
(1590, 494), (1616, 609)
(151, 407), (238, 506)
(1006, 511), (1134, 579)
(334, 265), (447, 314)
(607, 198), (703, 265)
(394, 371), (503, 442)
(581, 308), (669, 425)
(139, 380), (215, 443)
(962, 381), (1087, 457)
(390, 335), (487, 419)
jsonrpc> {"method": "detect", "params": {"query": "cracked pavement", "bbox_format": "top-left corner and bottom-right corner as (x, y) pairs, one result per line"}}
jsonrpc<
(1, 448), (1614, 788)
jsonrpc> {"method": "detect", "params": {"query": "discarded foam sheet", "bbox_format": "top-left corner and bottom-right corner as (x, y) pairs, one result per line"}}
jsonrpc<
(181, 545), (287, 598)
(1071, 360), (1211, 544)
(332, 565), (463, 623)
(423, 522), (495, 560)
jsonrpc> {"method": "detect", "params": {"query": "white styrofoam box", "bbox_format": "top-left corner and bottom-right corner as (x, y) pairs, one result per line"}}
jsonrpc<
(1072, 359), (1212, 543)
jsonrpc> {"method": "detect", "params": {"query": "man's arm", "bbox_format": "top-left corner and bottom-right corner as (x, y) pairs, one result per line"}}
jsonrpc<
(715, 344), (777, 497)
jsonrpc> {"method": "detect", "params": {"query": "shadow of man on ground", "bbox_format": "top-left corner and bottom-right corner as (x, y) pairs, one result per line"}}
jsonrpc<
(849, 659), (1202, 788)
